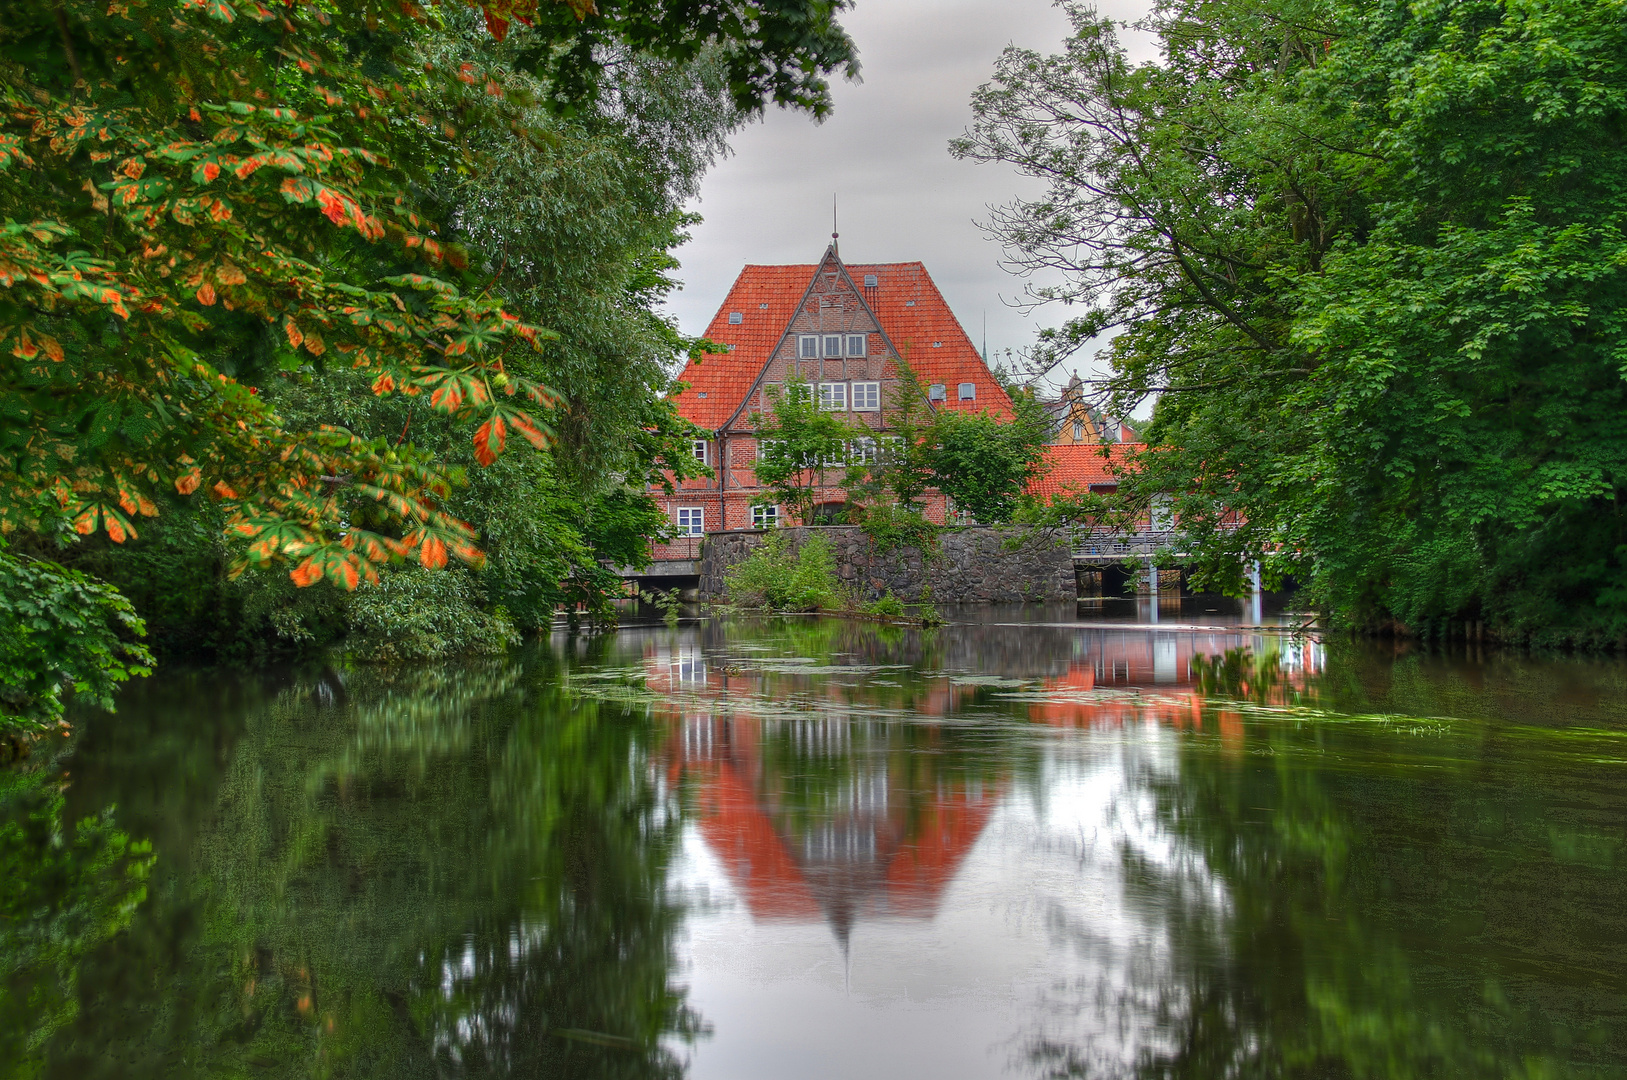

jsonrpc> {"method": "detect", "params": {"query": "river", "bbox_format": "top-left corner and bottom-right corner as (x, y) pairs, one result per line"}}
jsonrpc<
(4, 602), (1626, 1078)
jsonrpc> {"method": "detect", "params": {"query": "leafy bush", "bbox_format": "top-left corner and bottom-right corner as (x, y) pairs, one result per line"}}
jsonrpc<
(724, 533), (846, 612)
(345, 570), (520, 662)
(0, 546), (153, 739)
(858, 503), (942, 555)
(863, 594), (907, 619)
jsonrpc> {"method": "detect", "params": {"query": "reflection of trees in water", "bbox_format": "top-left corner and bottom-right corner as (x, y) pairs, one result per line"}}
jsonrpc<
(1015, 684), (1627, 1080)
(0, 761), (153, 1077)
(31, 655), (699, 1079)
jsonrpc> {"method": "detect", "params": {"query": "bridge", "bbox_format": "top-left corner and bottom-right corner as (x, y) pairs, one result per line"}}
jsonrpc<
(1070, 528), (1186, 564)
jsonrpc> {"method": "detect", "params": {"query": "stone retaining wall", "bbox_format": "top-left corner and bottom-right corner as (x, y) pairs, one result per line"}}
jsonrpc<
(697, 526), (1076, 604)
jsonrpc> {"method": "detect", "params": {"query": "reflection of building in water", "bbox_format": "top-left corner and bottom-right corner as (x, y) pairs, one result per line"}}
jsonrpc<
(666, 708), (999, 943)
(642, 628), (1323, 941)
(1029, 629), (1324, 732)
(643, 632), (1005, 945)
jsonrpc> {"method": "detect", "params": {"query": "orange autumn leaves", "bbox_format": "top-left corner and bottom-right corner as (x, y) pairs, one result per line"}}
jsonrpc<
(0, 0), (565, 592)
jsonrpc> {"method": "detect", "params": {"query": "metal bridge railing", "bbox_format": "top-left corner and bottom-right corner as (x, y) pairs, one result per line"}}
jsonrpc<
(1071, 528), (1183, 561)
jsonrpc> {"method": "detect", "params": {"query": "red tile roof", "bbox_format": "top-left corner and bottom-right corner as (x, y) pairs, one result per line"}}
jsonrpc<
(846, 261), (1014, 420)
(670, 258), (1015, 431)
(672, 264), (811, 431)
(1027, 443), (1139, 500)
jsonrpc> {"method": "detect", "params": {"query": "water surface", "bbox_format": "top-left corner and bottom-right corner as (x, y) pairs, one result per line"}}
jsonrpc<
(5, 604), (1626, 1078)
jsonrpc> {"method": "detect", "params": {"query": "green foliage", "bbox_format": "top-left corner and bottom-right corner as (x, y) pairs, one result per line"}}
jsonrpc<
(724, 532), (846, 612)
(0, 546), (152, 738)
(480, 0), (858, 118)
(853, 358), (938, 513)
(650, 587), (684, 628)
(857, 502), (941, 555)
(0, 765), (153, 1076)
(750, 379), (866, 524)
(862, 594), (907, 619)
(956, 0), (1627, 643)
(345, 568), (520, 662)
(927, 389), (1053, 524)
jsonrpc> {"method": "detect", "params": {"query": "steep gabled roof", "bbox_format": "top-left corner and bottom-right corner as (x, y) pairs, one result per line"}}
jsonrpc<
(669, 256), (1014, 431)
(672, 264), (811, 431)
(1027, 443), (1137, 500)
(845, 261), (1013, 419)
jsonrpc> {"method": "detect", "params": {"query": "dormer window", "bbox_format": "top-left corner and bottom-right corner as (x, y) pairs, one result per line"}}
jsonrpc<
(846, 334), (866, 356)
(823, 334), (842, 358)
(728, 311), (743, 325)
(799, 335), (819, 359)
(863, 274), (878, 287)
(928, 384), (946, 401)
(958, 383), (976, 401)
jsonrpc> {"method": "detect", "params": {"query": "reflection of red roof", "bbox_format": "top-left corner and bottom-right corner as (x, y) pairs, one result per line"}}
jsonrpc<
(882, 793), (995, 916)
(670, 259), (1014, 432)
(1028, 443), (1138, 501)
(693, 757), (822, 919)
(1030, 664), (1203, 729)
(661, 706), (999, 928)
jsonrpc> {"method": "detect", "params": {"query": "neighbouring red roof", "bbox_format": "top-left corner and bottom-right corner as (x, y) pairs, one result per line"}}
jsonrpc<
(671, 258), (1015, 431)
(1028, 443), (1139, 500)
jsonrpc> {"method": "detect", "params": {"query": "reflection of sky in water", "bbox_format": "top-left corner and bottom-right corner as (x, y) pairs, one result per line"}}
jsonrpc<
(665, 715), (1225, 1080)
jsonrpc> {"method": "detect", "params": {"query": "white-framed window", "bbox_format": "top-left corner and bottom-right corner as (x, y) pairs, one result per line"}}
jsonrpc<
(820, 443), (848, 468)
(691, 439), (707, 464)
(760, 383), (781, 407)
(849, 437), (877, 465)
(846, 334), (867, 357)
(851, 381), (880, 411)
(879, 435), (905, 460)
(818, 382), (847, 411)
(799, 334), (819, 359)
(958, 382), (976, 401)
(676, 507), (704, 535)
(751, 504), (780, 529)
(928, 383), (947, 401)
(756, 438), (781, 461)
(823, 334), (843, 357)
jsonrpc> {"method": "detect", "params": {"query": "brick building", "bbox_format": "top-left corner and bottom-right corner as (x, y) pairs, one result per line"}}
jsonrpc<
(651, 244), (1014, 547)
(650, 243), (1143, 556)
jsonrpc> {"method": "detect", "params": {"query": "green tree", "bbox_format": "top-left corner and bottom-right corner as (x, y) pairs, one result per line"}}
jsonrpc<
(927, 388), (1052, 524)
(1, 0), (852, 588)
(954, 0), (1627, 642)
(851, 357), (938, 514)
(0, 544), (152, 740)
(750, 378), (864, 524)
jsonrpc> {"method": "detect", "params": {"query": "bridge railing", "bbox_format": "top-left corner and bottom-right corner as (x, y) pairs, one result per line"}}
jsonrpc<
(1071, 528), (1182, 560)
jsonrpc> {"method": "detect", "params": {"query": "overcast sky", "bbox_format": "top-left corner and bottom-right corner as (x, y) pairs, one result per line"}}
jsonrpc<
(661, 0), (1157, 400)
